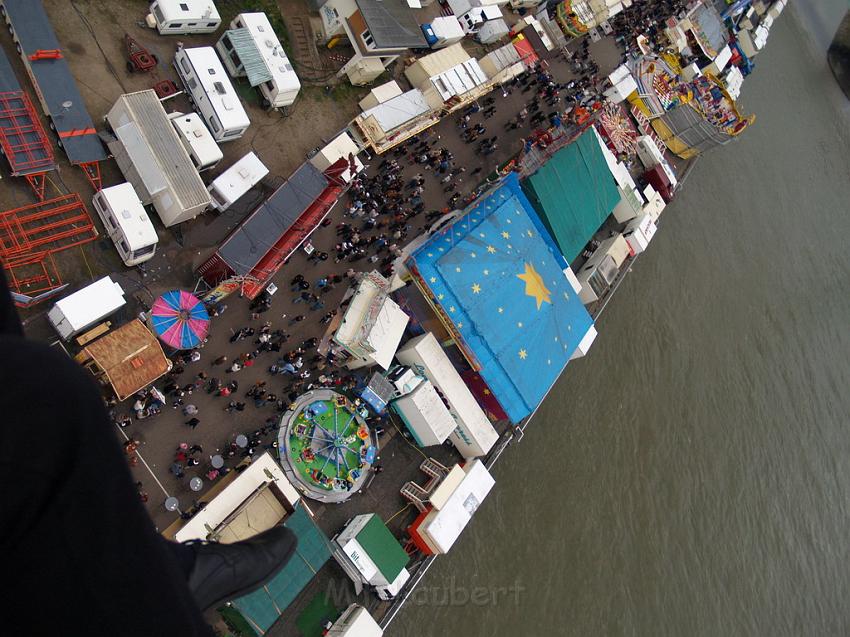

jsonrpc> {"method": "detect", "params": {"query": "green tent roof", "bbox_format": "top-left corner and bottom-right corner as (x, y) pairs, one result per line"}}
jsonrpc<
(523, 130), (620, 264)
(357, 515), (409, 583)
(232, 506), (332, 633)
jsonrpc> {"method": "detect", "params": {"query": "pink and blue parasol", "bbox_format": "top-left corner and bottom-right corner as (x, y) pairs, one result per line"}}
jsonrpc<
(150, 290), (210, 349)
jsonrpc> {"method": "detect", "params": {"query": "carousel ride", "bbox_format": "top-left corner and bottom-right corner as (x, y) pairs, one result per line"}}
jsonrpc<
(278, 389), (377, 503)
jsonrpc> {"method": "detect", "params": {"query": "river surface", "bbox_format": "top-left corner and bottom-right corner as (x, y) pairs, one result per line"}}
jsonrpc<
(392, 2), (850, 635)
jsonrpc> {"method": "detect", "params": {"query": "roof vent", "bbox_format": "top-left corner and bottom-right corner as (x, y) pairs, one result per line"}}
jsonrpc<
(213, 81), (226, 95)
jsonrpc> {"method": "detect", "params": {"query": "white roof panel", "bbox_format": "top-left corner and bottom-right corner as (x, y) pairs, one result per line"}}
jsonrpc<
(99, 183), (158, 250)
(107, 91), (210, 210)
(182, 47), (251, 131)
(366, 297), (409, 370)
(54, 277), (125, 330)
(233, 13), (301, 92)
(362, 89), (429, 133)
(420, 460), (495, 553)
(209, 151), (269, 201)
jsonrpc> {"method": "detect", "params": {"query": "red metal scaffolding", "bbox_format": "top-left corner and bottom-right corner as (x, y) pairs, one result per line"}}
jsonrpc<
(0, 194), (99, 302)
(0, 90), (55, 200)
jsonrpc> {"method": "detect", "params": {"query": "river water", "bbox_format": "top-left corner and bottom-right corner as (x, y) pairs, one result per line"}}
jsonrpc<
(392, 2), (850, 636)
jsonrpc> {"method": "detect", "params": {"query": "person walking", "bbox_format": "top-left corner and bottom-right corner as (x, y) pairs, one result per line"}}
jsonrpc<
(185, 417), (200, 430)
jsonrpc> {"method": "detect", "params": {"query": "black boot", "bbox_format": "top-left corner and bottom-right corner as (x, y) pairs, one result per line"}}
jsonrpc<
(186, 525), (297, 611)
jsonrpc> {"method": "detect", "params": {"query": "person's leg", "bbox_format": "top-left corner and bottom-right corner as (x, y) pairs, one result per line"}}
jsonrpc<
(0, 273), (295, 635)
(0, 331), (214, 636)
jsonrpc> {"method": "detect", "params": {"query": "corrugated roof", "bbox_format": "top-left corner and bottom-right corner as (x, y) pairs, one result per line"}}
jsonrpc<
(355, 0), (428, 49)
(222, 28), (273, 87)
(218, 161), (329, 275)
(84, 320), (170, 401)
(110, 91), (209, 210)
(361, 89), (429, 133)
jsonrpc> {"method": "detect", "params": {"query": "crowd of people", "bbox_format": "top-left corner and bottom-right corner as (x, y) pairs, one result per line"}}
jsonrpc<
(109, 15), (675, 514)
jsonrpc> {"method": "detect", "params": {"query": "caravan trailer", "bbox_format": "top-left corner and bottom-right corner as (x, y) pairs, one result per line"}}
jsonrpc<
(148, 0), (221, 35)
(207, 151), (269, 212)
(216, 13), (301, 110)
(167, 112), (223, 171)
(92, 183), (158, 266)
(173, 46), (250, 142)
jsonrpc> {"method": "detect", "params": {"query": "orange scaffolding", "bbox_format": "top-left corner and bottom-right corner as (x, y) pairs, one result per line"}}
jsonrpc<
(0, 90), (55, 200)
(0, 194), (98, 303)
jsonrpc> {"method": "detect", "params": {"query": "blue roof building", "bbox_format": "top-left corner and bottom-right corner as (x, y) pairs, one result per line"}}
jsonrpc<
(406, 173), (594, 423)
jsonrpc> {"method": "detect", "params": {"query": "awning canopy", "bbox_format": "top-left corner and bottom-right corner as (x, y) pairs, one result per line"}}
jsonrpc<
(223, 28), (273, 87)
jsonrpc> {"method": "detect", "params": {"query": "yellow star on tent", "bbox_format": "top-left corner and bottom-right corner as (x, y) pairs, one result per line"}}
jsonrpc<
(430, 277), (436, 283)
(501, 231), (510, 239)
(457, 322), (463, 329)
(516, 262), (552, 310)
(438, 293), (444, 300)
(527, 230), (534, 237)
(449, 306), (456, 313)
(487, 245), (496, 254)
(498, 307), (504, 313)
(483, 388), (491, 395)
(518, 349), (527, 360)
(472, 283), (481, 294)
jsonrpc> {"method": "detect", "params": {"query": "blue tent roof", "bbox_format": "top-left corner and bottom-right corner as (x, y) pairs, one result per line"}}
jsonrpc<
(407, 174), (594, 423)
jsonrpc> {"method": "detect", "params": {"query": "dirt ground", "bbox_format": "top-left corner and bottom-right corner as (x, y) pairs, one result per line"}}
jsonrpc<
(4, 0), (367, 333)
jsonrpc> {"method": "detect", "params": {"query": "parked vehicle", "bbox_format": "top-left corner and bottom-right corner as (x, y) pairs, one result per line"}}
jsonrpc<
(148, 0), (220, 35)
(173, 46), (250, 142)
(207, 151), (269, 212)
(92, 183), (158, 266)
(168, 111), (223, 171)
(216, 12), (301, 110)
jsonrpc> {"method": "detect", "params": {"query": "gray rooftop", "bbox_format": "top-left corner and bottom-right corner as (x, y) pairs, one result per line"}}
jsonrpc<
(218, 162), (329, 276)
(354, 0), (428, 50)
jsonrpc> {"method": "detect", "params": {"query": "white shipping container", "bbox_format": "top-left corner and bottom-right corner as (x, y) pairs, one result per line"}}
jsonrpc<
(622, 214), (657, 255)
(47, 277), (126, 340)
(395, 333), (498, 458)
(391, 380), (456, 447)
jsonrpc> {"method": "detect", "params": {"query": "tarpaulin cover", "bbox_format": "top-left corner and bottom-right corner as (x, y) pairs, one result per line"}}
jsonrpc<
(523, 130), (620, 264)
(407, 173), (593, 423)
(231, 506), (332, 633)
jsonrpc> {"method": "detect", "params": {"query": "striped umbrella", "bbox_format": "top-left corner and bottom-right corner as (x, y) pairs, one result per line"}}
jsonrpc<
(150, 290), (210, 350)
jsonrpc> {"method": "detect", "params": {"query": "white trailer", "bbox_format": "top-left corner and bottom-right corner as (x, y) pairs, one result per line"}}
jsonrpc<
(105, 90), (211, 227)
(207, 151), (269, 212)
(168, 112), (223, 171)
(216, 12), (301, 109)
(476, 18), (510, 44)
(174, 46), (250, 142)
(148, 0), (220, 35)
(391, 380), (457, 447)
(326, 604), (383, 637)
(92, 184), (159, 266)
(47, 277), (126, 341)
(577, 234), (631, 304)
(394, 332), (498, 458)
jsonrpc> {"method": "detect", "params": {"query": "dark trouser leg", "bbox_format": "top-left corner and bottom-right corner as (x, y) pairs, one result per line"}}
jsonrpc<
(0, 273), (213, 637)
